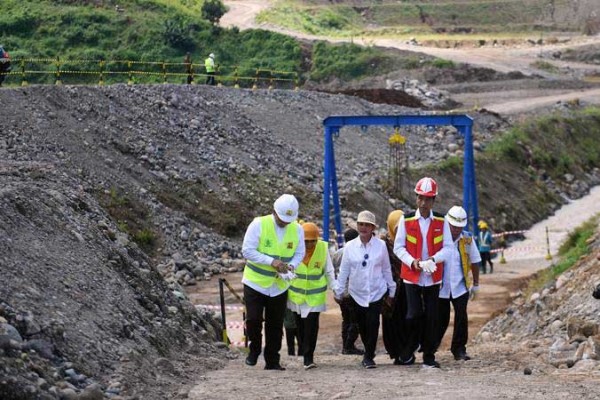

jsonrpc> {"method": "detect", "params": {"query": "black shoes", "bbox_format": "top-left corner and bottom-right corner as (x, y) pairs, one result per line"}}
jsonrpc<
(264, 364), (286, 370)
(394, 354), (415, 365)
(342, 347), (365, 355)
(422, 360), (441, 369)
(453, 352), (471, 361)
(361, 358), (377, 369)
(245, 354), (258, 366)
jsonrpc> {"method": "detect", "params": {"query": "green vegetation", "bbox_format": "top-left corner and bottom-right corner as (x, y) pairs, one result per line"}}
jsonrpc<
(485, 107), (600, 180)
(524, 215), (599, 297)
(0, 0), (437, 85)
(530, 60), (559, 73)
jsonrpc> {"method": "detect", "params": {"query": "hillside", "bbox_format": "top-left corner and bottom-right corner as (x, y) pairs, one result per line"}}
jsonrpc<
(1, 83), (600, 398)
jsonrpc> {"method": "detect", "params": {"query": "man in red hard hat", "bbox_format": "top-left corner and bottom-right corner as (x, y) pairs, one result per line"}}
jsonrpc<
(393, 177), (452, 368)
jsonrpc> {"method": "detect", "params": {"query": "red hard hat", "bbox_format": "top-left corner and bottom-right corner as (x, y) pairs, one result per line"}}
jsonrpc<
(414, 177), (438, 197)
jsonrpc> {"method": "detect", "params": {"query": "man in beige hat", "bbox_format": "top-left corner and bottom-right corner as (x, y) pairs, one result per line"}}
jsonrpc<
(335, 210), (396, 369)
(242, 194), (305, 370)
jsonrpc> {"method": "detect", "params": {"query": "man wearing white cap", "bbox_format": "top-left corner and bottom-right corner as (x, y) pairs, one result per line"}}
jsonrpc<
(242, 194), (305, 370)
(335, 210), (396, 369)
(437, 206), (481, 361)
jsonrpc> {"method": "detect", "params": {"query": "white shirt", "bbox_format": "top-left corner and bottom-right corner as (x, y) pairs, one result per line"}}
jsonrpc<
(242, 215), (305, 297)
(335, 235), (396, 307)
(393, 209), (453, 287)
(439, 231), (482, 299)
(287, 250), (337, 318)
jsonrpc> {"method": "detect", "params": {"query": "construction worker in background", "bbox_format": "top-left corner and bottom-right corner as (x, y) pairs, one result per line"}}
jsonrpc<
(478, 220), (494, 274)
(287, 222), (337, 370)
(381, 210), (410, 365)
(205, 53), (216, 85)
(184, 52), (193, 84)
(331, 228), (364, 355)
(437, 206), (481, 361)
(241, 194), (305, 371)
(335, 210), (396, 369)
(0, 45), (11, 87)
(393, 177), (453, 369)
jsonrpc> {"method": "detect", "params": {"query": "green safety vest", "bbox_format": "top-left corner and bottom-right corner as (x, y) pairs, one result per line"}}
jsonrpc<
(288, 240), (328, 307)
(205, 57), (215, 73)
(243, 215), (299, 290)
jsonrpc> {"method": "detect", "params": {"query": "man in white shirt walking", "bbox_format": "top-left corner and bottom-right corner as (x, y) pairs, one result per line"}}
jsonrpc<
(335, 210), (396, 369)
(241, 194), (305, 370)
(393, 177), (453, 368)
(437, 206), (481, 361)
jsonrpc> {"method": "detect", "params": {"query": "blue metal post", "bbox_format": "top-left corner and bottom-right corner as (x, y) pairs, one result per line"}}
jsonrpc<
(466, 124), (479, 237)
(323, 126), (333, 243)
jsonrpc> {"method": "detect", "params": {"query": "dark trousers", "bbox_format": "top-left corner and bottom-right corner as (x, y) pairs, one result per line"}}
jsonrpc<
(402, 283), (440, 363)
(382, 280), (407, 360)
(339, 297), (359, 350)
(244, 285), (287, 366)
(294, 312), (320, 366)
(480, 251), (493, 273)
(285, 328), (301, 356)
(438, 292), (469, 355)
(206, 72), (215, 85)
(350, 295), (384, 361)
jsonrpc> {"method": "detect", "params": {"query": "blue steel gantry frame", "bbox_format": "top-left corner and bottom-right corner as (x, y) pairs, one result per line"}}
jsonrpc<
(322, 114), (478, 248)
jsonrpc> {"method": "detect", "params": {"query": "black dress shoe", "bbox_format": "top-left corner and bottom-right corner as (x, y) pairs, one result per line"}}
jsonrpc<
(361, 358), (377, 369)
(245, 354), (258, 366)
(342, 347), (365, 355)
(453, 352), (471, 361)
(264, 364), (286, 370)
(422, 360), (441, 369)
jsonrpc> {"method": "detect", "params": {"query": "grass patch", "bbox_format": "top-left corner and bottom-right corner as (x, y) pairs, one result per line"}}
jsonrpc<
(530, 60), (559, 73)
(98, 187), (160, 254)
(524, 215), (599, 298)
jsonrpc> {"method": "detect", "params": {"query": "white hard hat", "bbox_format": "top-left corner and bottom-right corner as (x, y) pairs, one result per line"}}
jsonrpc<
(209, 53), (215, 58)
(446, 206), (468, 228)
(273, 194), (299, 223)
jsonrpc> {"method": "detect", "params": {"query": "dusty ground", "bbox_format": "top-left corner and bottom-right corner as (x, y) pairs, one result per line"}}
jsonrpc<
(185, 187), (600, 399)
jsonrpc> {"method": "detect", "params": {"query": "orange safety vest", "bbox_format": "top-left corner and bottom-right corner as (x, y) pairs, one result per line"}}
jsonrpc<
(400, 212), (445, 284)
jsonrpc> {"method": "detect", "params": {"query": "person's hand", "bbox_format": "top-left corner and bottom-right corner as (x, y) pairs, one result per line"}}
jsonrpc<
(412, 259), (421, 270)
(272, 259), (290, 273)
(384, 296), (394, 308)
(469, 285), (480, 300)
(419, 259), (437, 274)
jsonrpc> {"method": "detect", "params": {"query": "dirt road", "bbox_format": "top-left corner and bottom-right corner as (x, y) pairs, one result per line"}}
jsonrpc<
(185, 186), (600, 399)
(220, 0), (600, 113)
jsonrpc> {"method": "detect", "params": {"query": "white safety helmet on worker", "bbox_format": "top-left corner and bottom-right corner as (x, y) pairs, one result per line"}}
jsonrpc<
(414, 177), (438, 197)
(273, 194), (299, 223)
(446, 206), (468, 228)
(209, 53), (215, 59)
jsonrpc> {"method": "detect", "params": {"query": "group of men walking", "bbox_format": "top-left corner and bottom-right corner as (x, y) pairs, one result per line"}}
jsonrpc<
(241, 176), (484, 371)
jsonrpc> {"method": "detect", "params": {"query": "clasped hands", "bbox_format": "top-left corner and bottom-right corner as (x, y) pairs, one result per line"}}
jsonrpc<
(272, 259), (291, 273)
(412, 258), (437, 274)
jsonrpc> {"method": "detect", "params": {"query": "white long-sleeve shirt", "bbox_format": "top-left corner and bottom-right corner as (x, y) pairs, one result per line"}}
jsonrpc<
(439, 231), (481, 299)
(393, 209), (453, 287)
(287, 250), (337, 318)
(335, 236), (396, 307)
(242, 215), (305, 297)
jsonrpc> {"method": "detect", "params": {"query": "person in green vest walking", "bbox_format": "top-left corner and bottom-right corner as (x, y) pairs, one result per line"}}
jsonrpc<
(205, 53), (216, 85)
(242, 194), (305, 370)
(288, 222), (337, 370)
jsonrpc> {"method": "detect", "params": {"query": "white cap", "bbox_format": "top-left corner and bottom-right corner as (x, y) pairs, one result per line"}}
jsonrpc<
(209, 53), (215, 58)
(273, 194), (299, 223)
(356, 210), (377, 227)
(446, 206), (468, 227)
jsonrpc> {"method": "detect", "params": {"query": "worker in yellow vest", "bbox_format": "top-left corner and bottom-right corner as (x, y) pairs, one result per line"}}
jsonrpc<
(205, 53), (216, 85)
(242, 194), (305, 370)
(287, 222), (337, 370)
